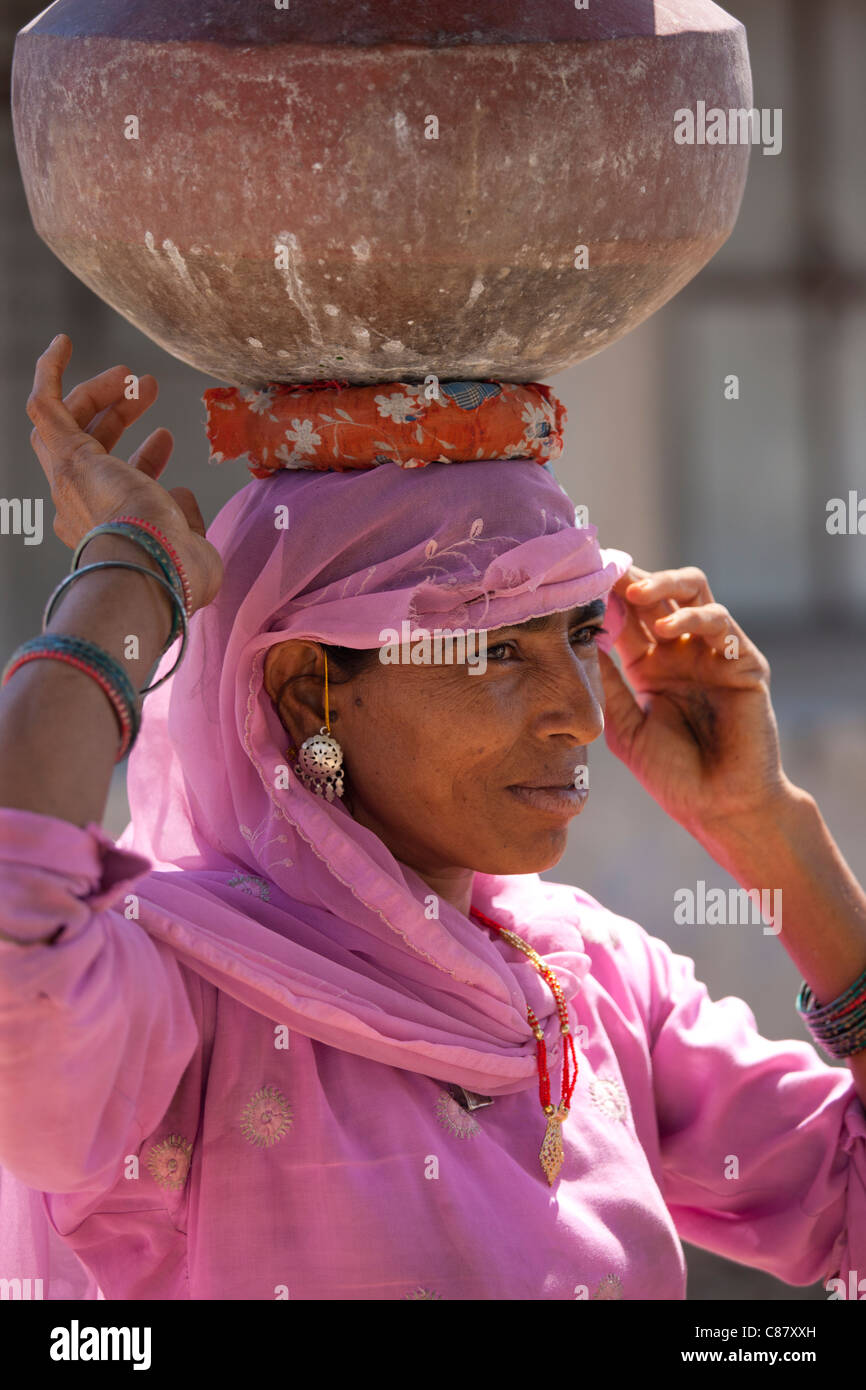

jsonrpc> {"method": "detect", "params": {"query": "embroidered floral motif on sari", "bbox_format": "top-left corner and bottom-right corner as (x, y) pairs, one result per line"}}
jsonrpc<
(587, 1075), (631, 1122)
(435, 1090), (481, 1138)
(145, 1134), (193, 1191)
(226, 872), (272, 902)
(592, 1273), (624, 1299)
(240, 1085), (294, 1148)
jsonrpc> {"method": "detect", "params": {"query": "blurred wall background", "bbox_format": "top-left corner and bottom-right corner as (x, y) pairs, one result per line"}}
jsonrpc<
(1, 0), (863, 1301)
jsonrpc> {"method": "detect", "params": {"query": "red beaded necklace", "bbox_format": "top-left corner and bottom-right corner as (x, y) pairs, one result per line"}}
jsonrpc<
(470, 905), (579, 1185)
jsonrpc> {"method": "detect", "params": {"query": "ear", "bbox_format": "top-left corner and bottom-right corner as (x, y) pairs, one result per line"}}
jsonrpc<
(264, 639), (329, 739)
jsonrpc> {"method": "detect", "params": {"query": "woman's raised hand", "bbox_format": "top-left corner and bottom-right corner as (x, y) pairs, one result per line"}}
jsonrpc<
(597, 562), (792, 837)
(26, 334), (224, 615)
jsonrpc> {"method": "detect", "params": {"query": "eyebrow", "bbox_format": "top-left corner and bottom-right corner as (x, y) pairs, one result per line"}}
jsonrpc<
(492, 598), (607, 636)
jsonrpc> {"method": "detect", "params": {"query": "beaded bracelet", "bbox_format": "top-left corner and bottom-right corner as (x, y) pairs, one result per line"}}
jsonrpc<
(73, 520), (187, 645)
(1, 633), (142, 762)
(796, 965), (866, 1058)
(41, 560), (189, 693)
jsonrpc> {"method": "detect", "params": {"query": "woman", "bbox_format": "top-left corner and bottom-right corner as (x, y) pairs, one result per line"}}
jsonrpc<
(0, 334), (864, 1301)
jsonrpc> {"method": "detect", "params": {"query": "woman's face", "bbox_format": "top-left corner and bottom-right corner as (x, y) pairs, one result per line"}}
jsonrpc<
(265, 600), (606, 881)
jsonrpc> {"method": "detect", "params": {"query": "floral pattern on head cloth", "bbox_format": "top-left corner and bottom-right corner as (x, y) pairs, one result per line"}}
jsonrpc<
(202, 378), (566, 475)
(117, 457), (632, 1101)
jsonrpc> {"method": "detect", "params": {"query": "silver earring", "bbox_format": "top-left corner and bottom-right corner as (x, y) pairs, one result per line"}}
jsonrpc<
(289, 650), (345, 801)
(294, 727), (344, 802)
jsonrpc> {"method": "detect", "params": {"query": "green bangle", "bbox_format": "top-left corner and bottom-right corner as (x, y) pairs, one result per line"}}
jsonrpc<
(41, 560), (189, 693)
(72, 521), (185, 647)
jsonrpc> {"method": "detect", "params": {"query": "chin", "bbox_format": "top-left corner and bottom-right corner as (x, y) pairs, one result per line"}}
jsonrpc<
(467, 830), (570, 877)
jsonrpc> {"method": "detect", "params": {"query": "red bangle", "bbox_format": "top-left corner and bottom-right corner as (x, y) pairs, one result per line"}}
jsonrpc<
(111, 516), (193, 617)
(3, 649), (133, 761)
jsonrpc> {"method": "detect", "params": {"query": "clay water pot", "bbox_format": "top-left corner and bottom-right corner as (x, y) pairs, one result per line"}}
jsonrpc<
(12, 0), (751, 386)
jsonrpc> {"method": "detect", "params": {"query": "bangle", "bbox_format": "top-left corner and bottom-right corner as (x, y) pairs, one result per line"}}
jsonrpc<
(108, 515), (193, 617)
(796, 966), (866, 1058)
(1, 634), (142, 761)
(41, 560), (189, 693)
(74, 521), (187, 646)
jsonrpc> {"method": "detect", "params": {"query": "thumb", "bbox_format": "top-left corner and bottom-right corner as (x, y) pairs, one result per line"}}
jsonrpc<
(597, 649), (645, 762)
(167, 485), (207, 538)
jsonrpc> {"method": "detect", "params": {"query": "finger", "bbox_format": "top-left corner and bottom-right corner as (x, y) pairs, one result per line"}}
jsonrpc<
(26, 336), (107, 475)
(167, 485), (207, 538)
(625, 566), (714, 610)
(651, 603), (745, 656)
(66, 371), (159, 453)
(597, 649), (645, 761)
(617, 559), (678, 616)
(61, 363), (132, 428)
(610, 563), (650, 598)
(129, 426), (173, 481)
(612, 564), (679, 666)
(77, 375), (161, 450)
(614, 594), (662, 666)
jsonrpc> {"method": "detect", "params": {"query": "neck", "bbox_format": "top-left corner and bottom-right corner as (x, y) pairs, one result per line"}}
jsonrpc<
(403, 863), (476, 918)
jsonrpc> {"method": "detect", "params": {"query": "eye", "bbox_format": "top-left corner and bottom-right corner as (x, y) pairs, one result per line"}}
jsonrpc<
(485, 625), (608, 663)
(484, 642), (515, 662)
(573, 624), (607, 648)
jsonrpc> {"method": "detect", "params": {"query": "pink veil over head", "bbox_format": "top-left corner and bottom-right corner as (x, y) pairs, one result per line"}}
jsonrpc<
(116, 458), (632, 1097)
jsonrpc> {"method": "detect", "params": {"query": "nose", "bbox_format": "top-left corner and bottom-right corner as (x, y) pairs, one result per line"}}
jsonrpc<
(530, 646), (605, 747)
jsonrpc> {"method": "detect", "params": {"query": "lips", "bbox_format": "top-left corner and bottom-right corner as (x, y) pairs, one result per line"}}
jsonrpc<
(506, 782), (589, 817)
(510, 778), (581, 790)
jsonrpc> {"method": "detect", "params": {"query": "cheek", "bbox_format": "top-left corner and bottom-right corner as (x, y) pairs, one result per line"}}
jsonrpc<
(345, 679), (507, 803)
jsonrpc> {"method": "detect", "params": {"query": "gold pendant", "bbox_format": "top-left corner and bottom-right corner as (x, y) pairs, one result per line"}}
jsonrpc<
(539, 1104), (567, 1185)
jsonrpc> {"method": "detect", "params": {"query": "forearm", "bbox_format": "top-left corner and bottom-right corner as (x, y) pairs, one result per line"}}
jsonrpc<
(695, 783), (866, 1103)
(0, 535), (174, 828)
